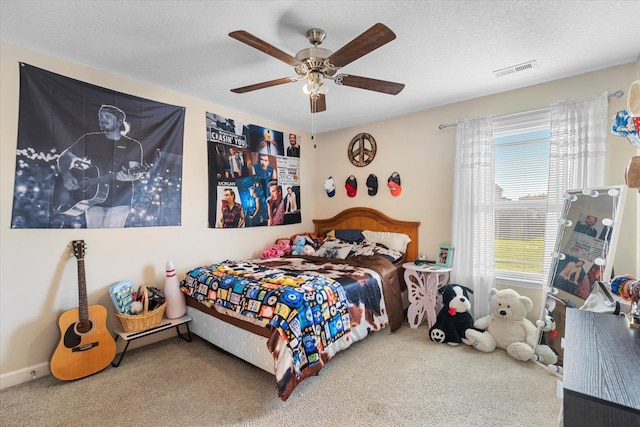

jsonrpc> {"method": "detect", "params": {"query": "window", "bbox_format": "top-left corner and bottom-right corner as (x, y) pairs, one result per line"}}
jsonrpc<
(493, 108), (550, 283)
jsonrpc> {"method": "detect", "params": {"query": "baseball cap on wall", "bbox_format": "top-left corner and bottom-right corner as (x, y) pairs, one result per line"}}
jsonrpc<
(345, 175), (357, 197)
(324, 177), (336, 197)
(366, 174), (378, 196)
(388, 172), (402, 196)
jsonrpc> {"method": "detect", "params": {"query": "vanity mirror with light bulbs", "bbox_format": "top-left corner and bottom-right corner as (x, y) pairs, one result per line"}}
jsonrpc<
(539, 185), (627, 369)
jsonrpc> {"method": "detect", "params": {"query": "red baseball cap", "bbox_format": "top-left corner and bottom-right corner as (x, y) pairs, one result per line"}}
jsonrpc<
(345, 175), (357, 197)
(388, 172), (402, 196)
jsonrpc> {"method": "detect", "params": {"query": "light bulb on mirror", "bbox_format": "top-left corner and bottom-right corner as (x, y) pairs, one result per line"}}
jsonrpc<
(582, 189), (599, 197)
(608, 188), (620, 197)
(602, 218), (614, 227)
(559, 218), (573, 227)
(594, 258), (606, 266)
(551, 252), (566, 260)
(564, 193), (578, 202)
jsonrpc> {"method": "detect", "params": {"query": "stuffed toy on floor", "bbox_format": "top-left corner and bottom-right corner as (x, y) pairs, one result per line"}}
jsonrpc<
(429, 284), (475, 345)
(533, 301), (560, 370)
(463, 288), (540, 361)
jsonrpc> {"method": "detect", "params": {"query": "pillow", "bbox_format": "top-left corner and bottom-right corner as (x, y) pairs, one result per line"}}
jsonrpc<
(314, 237), (354, 259)
(361, 230), (411, 253)
(328, 228), (364, 243)
(350, 240), (405, 263)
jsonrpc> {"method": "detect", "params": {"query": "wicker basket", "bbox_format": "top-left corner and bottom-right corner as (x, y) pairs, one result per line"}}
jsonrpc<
(115, 286), (166, 333)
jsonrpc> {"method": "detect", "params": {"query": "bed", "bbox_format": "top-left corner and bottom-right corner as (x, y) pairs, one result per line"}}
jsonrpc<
(180, 207), (420, 400)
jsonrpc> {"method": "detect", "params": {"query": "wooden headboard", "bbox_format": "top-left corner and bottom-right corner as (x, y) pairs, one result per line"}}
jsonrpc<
(313, 207), (421, 261)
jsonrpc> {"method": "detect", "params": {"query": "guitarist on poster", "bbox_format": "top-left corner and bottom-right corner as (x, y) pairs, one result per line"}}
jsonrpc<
(56, 105), (144, 228)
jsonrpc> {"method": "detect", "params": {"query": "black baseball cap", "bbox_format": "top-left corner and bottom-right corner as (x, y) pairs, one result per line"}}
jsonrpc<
(366, 174), (378, 196)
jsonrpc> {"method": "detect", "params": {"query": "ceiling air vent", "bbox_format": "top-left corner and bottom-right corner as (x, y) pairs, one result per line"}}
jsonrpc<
(493, 60), (537, 78)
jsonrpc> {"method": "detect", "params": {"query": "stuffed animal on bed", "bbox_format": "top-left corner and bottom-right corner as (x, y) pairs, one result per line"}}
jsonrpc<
(429, 284), (475, 345)
(291, 235), (314, 255)
(276, 238), (291, 254)
(261, 238), (291, 259)
(463, 288), (541, 362)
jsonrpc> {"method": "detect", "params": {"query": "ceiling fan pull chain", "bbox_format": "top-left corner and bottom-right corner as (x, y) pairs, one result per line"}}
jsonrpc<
(311, 103), (316, 144)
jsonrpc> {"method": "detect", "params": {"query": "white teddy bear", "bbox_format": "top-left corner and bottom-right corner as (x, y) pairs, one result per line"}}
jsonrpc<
(463, 288), (540, 361)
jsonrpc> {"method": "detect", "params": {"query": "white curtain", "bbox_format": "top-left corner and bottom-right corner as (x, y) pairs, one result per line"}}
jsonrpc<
(451, 93), (608, 318)
(451, 117), (495, 319)
(541, 92), (608, 286)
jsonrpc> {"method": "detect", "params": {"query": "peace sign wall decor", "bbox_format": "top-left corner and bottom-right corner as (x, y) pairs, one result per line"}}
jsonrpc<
(348, 133), (377, 167)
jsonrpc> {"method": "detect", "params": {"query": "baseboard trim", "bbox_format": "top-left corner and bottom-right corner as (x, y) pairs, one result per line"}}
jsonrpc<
(1, 330), (178, 390)
(0, 362), (51, 390)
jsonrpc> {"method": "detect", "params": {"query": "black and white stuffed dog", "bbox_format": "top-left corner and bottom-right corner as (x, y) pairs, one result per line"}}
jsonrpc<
(429, 284), (475, 345)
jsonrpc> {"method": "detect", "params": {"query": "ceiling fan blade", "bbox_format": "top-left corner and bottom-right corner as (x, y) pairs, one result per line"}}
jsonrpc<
(231, 77), (298, 93)
(229, 30), (302, 67)
(335, 74), (405, 95)
(327, 23), (396, 68)
(310, 93), (326, 113)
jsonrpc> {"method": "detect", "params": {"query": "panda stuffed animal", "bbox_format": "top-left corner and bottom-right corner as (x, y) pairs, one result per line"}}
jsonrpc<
(429, 284), (475, 345)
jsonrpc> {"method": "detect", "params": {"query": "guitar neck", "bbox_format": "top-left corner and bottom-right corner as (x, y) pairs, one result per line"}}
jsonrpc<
(76, 256), (89, 322)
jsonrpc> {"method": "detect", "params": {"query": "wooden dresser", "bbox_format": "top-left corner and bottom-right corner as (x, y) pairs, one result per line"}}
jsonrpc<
(563, 309), (640, 426)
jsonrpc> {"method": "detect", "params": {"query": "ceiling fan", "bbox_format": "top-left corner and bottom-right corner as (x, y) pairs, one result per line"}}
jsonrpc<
(229, 23), (405, 113)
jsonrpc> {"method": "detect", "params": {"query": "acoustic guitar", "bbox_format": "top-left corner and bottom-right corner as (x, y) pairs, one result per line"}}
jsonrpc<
(52, 160), (154, 217)
(50, 240), (116, 380)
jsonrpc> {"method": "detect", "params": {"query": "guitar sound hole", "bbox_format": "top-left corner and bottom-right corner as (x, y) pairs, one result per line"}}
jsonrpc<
(75, 319), (94, 334)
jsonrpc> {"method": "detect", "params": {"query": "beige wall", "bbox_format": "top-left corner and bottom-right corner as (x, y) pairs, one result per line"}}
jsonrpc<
(1, 41), (638, 385)
(0, 42), (313, 384)
(315, 62), (638, 269)
(314, 61), (639, 323)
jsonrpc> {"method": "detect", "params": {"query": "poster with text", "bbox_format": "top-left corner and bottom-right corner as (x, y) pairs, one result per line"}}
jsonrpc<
(11, 63), (185, 229)
(206, 112), (301, 228)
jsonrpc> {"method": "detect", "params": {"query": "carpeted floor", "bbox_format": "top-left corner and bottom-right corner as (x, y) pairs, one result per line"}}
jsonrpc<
(1, 324), (562, 426)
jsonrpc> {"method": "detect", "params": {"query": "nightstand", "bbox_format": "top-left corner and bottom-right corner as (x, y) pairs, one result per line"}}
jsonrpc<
(403, 263), (451, 329)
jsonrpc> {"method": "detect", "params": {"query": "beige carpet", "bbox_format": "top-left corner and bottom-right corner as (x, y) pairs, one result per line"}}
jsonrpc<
(1, 325), (562, 426)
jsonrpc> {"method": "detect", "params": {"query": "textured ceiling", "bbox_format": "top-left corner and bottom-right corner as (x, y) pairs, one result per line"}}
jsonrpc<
(2, 1), (639, 133)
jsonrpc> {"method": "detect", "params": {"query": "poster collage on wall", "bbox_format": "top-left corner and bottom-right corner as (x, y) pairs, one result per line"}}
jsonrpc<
(206, 113), (301, 228)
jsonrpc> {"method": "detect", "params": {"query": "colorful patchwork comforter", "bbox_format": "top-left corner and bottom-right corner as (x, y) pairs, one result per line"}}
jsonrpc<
(180, 255), (403, 400)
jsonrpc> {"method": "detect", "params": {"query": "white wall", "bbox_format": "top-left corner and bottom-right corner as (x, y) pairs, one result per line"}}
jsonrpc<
(1, 41), (638, 387)
(0, 42), (314, 386)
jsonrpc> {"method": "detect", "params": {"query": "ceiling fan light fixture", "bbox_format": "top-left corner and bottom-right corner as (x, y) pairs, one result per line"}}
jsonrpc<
(303, 82), (328, 95)
(229, 23), (403, 115)
(303, 72), (327, 95)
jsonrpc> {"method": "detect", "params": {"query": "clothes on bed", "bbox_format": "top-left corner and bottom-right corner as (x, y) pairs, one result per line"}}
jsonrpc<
(181, 261), (350, 379)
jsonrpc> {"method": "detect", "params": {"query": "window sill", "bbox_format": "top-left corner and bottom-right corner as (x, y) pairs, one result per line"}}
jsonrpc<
(495, 274), (544, 289)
